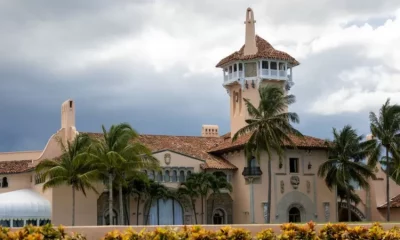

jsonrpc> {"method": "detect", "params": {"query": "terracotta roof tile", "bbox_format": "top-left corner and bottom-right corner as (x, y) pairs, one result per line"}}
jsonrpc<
(208, 132), (328, 153)
(0, 160), (33, 174)
(216, 35), (299, 67)
(86, 133), (238, 170)
(378, 193), (400, 209)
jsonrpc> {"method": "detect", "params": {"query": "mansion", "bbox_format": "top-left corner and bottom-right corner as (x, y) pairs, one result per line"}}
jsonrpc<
(1, 8), (400, 227)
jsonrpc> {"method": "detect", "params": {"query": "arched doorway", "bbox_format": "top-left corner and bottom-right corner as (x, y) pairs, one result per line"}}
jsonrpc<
(148, 198), (183, 225)
(213, 209), (225, 224)
(104, 209), (118, 225)
(288, 207), (301, 223)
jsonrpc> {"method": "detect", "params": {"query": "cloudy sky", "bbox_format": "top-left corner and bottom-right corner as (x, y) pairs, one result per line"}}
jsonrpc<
(1, 0), (400, 152)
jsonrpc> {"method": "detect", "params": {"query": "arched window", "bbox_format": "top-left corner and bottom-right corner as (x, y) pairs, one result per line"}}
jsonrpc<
(148, 198), (183, 225)
(104, 209), (118, 225)
(148, 171), (155, 180)
(186, 170), (192, 180)
(2, 177), (8, 188)
(157, 171), (163, 182)
(288, 207), (301, 223)
(171, 170), (177, 182)
(179, 170), (185, 182)
(248, 157), (257, 168)
(164, 170), (170, 182)
(213, 209), (225, 224)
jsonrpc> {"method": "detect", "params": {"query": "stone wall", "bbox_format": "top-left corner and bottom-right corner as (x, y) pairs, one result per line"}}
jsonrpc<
(206, 193), (233, 224)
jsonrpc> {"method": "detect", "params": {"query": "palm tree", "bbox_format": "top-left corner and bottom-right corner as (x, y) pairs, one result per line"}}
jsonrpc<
(144, 180), (171, 225)
(337, 183), (362, 220)
(232, 84), (302, 223)
(126, 173), (150, 225)
(209, 173), (232, 222)
(368, 99), (400, 221)
(318, 125), (376, 221)
(177, 177), (200, 224)
(88, 123), (159, 225)
(36, 133), (98, 226)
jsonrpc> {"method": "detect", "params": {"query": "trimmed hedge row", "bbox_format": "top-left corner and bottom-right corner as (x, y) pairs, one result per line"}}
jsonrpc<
(2, 222), (400, 239)
(103, 222), (400, 240)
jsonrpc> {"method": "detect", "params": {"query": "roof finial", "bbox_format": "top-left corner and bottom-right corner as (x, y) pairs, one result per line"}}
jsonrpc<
(244, 7), (257, 56)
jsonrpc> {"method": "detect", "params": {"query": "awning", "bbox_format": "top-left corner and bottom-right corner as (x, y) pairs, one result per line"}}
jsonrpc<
(0, 189), (51, 219)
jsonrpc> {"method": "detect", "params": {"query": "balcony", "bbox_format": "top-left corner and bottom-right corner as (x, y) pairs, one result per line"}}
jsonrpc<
(242, 167), (263, 178)
(224, 71), (244, 82)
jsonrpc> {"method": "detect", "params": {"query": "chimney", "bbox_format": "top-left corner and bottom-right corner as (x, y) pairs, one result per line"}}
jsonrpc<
(201, 125), (219, 137)
(61, 99), (77, 142)
(243, 7), (257, 55)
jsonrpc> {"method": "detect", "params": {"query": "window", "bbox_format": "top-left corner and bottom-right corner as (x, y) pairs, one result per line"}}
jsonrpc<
(288, 207), (301, 223)
(279, 62), (285, 70)
(35, 173), (45, 185)
(164, 170), (170, 182)
(248, 157), (257, 168)
(104, 209), (118, 225)
(148, 171), (155, 180)
(289, 158), (299, 173)
(233, 64), (237, 71)
(148, 198), (183, 225)
(262, 61), (269, 69)
(238, 63), (243, 71)
(171, 170), (177, 182)
(179, 171), (185, 182)
(157, 171), (163, 182)
(270, 61), (277, 70)
(13, 219), (24, 227)
(186, 171), (192, 180)
(1, 177), (8, 188)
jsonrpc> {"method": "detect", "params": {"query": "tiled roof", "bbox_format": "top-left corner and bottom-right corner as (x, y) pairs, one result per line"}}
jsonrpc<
(0, 160), (33, 174)
(377, 193), (400, 209)
(216, 35), (299, 67)
(208, 132), (329, 153)
(86, 133), (238, 170)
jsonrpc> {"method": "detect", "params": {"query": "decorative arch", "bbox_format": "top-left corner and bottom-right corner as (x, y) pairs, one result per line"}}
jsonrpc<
(212, 208), (227, 224)
(338, 202), (366, 222)
(103, 209), (119, 225)
(287, 203), (305, 223)
(276, 191), (315, 223)
(207, 193), (233, 224)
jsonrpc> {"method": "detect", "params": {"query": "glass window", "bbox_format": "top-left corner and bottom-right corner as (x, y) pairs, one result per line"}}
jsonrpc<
(148, 198), (183, 225)
(248, 157), (257, 168)
(279, 62), (285, 70)
(289, 158), (299, 173)
(157, 171), (163, 182)
(164, 170), (170, 182)
(171, 170), (177, 182)
(0, 220), (10, 227)
(270, 62), (277, 70)
(238, 63), (243, 71)
(186, 171), (192, 180)
(26, 219), (37, 226)
(262, 61), (269, 69)
(13, 219), (24, 227)
(179, 171), (185, 182)
(2, 177), (8, 188)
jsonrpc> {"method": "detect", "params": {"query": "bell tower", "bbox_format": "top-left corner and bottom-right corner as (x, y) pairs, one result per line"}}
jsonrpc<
(215, 8), (299, 137)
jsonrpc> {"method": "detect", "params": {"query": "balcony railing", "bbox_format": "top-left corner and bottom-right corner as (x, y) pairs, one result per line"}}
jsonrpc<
(242, 167), (263, 177)
(224, 71), (244, 82)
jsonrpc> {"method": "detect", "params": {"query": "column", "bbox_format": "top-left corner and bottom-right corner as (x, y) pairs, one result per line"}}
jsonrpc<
(262, 202), (269, 223)
(249, 178), (255, 223)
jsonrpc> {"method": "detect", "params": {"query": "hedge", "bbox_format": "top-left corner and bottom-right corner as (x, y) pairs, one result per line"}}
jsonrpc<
(2, 222), (400, 239)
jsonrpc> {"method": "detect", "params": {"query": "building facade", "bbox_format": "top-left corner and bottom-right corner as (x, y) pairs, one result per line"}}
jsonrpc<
(0, 8), (399, 227)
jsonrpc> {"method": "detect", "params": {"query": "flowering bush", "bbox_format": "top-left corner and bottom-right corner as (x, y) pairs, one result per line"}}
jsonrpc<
(255, 228), (275, 240)
(0, 224), (86, 240)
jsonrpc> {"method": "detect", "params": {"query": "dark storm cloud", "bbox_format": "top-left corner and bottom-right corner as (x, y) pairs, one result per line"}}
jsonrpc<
(0, 0), (399, 152)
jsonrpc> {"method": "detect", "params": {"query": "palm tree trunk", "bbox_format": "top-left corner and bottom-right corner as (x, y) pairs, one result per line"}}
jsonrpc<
(346, 186), (351, 222)
(136, 194), (141, 225)
(72, 186), (75, 226)
(210, 194), (215, 224)
(145, 197), (152, 225)
(267, 157), (272, 223)
(192, 199), (198, 224)
(124, 195), (130, 225)
(119, 184), (124, 225)
(201, 196), (204, 224)
(386, 147), (390, 221)
(108, 173), (113, 225)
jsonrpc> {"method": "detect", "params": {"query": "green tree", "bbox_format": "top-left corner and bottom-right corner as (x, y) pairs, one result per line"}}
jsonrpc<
(232, 84), (302, 223)
(126, 173), (150, 225)
(318, 125), (376, 221)
(177, 177), (201, 224)
(88, 123), (158, 225)
(368, 99), (400, 221)
(209, 172), (233, 222)
(36, 133), (98, 226)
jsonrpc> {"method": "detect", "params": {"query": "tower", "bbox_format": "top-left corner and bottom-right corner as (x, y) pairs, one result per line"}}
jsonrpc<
(215, 8), (300, 137)
(61, 99), (78, 143)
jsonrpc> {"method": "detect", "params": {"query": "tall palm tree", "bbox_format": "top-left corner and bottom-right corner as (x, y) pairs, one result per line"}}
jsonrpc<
(368, 99), (400, 221)
(187, 172), (215, 224)
(209, 173), (233, 222)
(88, 123), (159, 225)
(177, 177), (200, 224)
(232, 84), (302, 223)
(318, 125), (376, 221)
(36, 133), (98, 226)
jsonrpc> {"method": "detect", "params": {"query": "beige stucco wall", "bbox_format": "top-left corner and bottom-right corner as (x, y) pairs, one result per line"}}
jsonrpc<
(224, 148), (336, 224)
(0, 172), (32, 193)
(0, 151), (41, 162)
